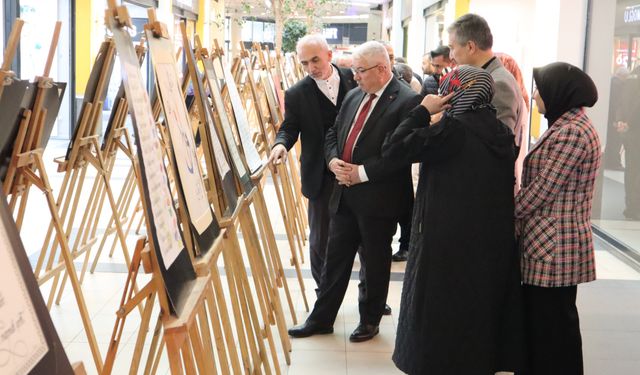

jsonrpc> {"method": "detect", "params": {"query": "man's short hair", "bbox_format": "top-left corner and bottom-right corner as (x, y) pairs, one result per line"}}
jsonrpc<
(430, 45), (451, 61)
(296, 34), (330, 54)
(394, 56), (407, 63)
(395, 63), (413, 83)
(447, 13), (493, 51)
(353, 41), (390, 67)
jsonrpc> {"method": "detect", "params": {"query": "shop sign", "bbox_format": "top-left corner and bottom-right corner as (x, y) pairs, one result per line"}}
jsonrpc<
(624, 5), (640, 24)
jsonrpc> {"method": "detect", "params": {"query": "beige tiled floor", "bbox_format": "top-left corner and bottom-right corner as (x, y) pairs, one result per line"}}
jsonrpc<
(17, 140), (640, 374)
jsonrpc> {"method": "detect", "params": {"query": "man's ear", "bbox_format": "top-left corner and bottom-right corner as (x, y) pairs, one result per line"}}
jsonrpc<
(328, 50), (333, 61)
(467, 40), (477, 54)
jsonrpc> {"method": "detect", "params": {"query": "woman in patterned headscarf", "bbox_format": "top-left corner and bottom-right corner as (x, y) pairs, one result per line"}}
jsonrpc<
(383, 65), (523, 374)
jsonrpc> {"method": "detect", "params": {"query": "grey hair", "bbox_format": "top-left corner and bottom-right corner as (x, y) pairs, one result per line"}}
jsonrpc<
(447, 13), (493, 50)
(296, 34), (330, 54)
(352, 41), (390, 67)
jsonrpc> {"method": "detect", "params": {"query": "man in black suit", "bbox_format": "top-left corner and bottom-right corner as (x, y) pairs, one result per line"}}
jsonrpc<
(269, 34), (356, 294)
(288, 41), (421, 342)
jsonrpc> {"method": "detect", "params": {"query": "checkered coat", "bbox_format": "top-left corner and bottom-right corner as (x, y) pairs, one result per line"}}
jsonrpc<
(515, 108), (601, 287)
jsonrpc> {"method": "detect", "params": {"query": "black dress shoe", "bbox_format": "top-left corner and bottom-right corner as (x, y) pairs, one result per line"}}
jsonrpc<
(349, 323), (379, 342)
(383, 304), (392, 316)
(392, 248), (409, 262)
(288, 321), (333, 338)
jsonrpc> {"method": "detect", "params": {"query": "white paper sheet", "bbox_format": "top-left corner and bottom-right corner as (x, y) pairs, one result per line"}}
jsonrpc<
(203, 61), (250, 180)
(0, 221), (48, 375)
(120, 54), (183, 268)
(155, 63), (213, 235)
(221, 61), (264, 174)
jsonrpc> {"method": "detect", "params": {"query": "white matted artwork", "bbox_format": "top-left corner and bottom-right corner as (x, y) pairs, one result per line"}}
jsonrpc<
(203, 60), (250, 181)
(120, 53), (183, 268)
(221, 60), (264, 174)
(0, 222), (48, 375)
(155, 62), (213, 235)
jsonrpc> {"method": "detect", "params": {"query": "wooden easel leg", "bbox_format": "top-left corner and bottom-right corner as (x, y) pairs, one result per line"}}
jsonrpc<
(93, 165), (135, 269)
(203, 283), (232, 375)
(273, 164), (305, 264)
(126, 292), (157, 375)
(269, 166), (309, 311)
(208, 256), (242, 374)
(223, 228), (264, 374)
(279, 164), (306, 260)
(34, 154), (103, 372)
(252, 183), (299, 322)
(166, 334), (185, 375)
(143, 314), (164, 375)
(238, 206), (288, 368)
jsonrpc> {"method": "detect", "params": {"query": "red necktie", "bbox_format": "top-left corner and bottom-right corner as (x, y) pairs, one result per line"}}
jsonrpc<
(342, 94), (377, 163)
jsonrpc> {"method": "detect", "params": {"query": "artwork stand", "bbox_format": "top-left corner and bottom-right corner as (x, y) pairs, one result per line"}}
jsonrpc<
(0, 19), (24, 100)
(89, 40), (147, 276)
(37, 38), (138, 311)
(1, 20), (104, 373)
(178, 22), (292, 368)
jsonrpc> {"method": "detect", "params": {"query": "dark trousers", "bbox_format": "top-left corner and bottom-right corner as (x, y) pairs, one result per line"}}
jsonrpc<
(308, 199), (396, 326)
(307, 175), (334, 294)
(523, 285), (583, 375)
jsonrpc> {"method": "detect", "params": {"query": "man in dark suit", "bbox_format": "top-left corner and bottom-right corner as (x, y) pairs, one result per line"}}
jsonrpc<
(269, 34), (356, 294)
(288, 41), (421, 342)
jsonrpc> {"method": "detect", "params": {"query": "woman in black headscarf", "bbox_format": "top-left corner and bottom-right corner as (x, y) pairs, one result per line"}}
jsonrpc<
(383, 65), (523, 374)
(516, 62), (600, 375)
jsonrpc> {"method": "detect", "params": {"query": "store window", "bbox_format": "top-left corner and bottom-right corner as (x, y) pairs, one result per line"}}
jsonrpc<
(18, 0), (72, 139)
(240, 19), (275, 49)
(586, 0), (640, 258)
(423, 2), (446, 54)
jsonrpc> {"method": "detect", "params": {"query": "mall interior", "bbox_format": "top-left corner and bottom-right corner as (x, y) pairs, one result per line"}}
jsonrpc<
(1, 0), (639, 374)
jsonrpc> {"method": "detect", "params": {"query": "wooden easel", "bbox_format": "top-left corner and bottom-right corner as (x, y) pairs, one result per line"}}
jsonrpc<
(257, 44), (309, 237)
(237, 43), (308, 271)
(0, 19), (23, 100)
(37, 38), (137, 309)
(103, 5), (293, 373)
(1, 20), (104, 373)
(210, 38), (309, 313)
(89, 40), (147, 275)
(103, 4), (210, 374)
(198, 36), (298, 329)
(177, 23), (292, 368)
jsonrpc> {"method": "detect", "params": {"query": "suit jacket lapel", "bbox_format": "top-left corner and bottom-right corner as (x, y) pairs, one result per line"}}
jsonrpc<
(356, 78), (399, 144)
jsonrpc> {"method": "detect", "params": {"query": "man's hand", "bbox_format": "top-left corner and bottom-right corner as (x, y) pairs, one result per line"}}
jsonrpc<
(269, 144), (288, 165)
(329, 159), (361, 187)
(421, 91), (454, 114)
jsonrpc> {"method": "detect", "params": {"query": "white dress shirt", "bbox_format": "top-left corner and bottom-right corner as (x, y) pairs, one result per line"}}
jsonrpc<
(347, 76), (393, 182)
(312, 65), (340, 105)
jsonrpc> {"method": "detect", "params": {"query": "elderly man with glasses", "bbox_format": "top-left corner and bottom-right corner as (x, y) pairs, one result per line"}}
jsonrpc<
(288, 41), (421, 343)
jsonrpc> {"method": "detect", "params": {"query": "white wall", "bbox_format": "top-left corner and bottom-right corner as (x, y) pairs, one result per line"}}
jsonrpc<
(391, 0), (404, 55)
(405, 0), (426, 74)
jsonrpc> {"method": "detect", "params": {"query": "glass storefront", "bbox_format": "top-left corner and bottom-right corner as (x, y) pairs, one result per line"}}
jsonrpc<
(588, 0), (640, 258)
(17, 0), (72, 139)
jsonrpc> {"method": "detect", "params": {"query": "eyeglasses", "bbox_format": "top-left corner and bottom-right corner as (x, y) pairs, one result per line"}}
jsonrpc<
(351, 64), (380, 75)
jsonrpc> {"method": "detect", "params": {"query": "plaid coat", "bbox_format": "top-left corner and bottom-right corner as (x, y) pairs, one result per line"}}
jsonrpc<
(515, 108), (601, 287)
